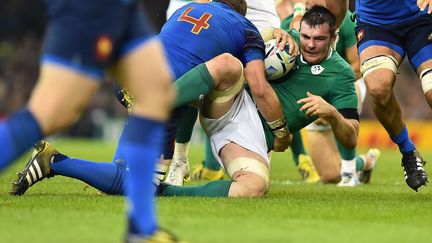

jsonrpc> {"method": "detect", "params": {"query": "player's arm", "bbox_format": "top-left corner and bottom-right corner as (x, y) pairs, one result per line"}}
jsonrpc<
(345, 45), (361, 80)
(244, 59), (292, 152)
(237, 27), (292, 151)
(298, 92), (359, 149)
(276, 0), (294, 20)
(290, 0), (347, 28)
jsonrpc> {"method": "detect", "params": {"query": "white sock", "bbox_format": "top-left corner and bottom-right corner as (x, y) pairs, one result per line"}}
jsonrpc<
(341, 159), (356, 174)
(173, 142), (190, 158)
(154, 164), (169, 185)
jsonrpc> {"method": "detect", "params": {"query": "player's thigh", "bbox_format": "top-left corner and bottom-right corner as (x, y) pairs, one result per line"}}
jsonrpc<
(202, 90), (269, 166)
(404, 15), (432, 74)
(28, 65), (100, 135)
(356, 23), (404, 91)
(417, 60), (432, 106)
(116, 39), (174, 120)
(403, 15), (432, 103)
(306, 130), (340, 182)
(358, 46), (401, 94)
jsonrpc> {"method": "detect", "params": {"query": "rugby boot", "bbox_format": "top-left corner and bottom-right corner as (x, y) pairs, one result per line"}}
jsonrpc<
(402, 150), (428, 192)
(337, 172), (360, 187)
(359, 148), (380, 184)
(191, 162), (224, 181)
(297, 154), (320, 184)
(165, 156), (190, 186)
(117, 89), (134, 111)
(10, 140), (57, 196)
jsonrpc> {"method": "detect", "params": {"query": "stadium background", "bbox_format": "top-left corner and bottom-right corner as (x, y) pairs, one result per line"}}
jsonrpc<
(1, 0), (432, 149)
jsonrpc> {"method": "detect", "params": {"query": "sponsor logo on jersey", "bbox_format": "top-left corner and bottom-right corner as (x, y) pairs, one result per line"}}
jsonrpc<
(95, 35), (113, 61)
(311, 65), (324, 75)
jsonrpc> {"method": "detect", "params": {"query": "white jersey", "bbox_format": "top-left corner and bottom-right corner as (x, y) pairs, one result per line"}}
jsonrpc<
(245, 0), (280, 30)
(166, 0), (280, 31)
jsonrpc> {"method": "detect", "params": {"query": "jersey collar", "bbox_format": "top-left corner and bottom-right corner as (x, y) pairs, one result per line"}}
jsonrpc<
(299, 48), (333, 64)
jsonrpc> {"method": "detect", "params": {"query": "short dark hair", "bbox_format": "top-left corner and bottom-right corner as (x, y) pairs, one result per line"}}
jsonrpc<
(214, 0), (247, 16)
(301, 5), (337, 37)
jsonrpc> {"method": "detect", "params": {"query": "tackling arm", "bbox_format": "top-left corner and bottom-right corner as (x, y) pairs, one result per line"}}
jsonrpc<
(244, 60), (291, 151)
(244, 60), (283, 123)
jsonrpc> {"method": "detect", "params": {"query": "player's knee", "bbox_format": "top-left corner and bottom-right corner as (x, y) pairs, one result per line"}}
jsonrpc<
(30, 101), (86, 135)
(232, 172), (268, 197)
(209, 53), (243, 89)
(361, 55), (398, 104)
(320, 171), (340, 184)
(364, 77), (394, 106)
(215, 53), (242, 75)
(227, 157), (269, 198)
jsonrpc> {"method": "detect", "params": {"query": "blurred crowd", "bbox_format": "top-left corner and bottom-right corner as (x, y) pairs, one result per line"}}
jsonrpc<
(0, 0), (431, 138)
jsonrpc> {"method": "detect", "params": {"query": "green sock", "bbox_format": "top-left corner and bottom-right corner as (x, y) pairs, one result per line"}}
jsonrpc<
(204, 136), (221, 170)
(175, 106), (198, 143)
(336, 140), (356, 160)
(290, 131), (306, 165)
(174, 63), (215, 107)
(356, 156), (365, 172)
(161, 180), (232, 197)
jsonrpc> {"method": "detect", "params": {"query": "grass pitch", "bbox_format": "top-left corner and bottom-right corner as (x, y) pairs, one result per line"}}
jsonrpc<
(1, 139), (432, 243)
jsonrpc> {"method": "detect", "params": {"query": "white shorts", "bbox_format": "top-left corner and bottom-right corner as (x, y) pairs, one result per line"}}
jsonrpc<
(200, 90), (270, 168)
(166, 0), (190, 20)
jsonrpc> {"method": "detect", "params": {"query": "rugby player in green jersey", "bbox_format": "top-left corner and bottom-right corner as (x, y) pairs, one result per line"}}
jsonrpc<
(159, 5), (359, 197)
(280, 2), (380, 186)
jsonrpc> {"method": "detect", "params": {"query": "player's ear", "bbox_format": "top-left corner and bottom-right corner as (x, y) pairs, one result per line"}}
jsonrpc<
(330, 32), (338, 45)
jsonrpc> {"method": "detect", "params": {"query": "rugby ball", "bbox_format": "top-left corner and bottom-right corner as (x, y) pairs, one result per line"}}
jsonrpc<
(264, 39), (296, 80)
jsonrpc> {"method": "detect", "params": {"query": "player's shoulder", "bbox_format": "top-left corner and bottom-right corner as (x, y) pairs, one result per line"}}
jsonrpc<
(321, 51), (355, 79)
(326, 51), (352, 71)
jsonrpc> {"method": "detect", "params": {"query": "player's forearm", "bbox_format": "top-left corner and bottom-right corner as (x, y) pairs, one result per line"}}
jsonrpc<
(323, 0), (347, 27)
(303, 0), (347, 28)
(327, 112), (359, 149)
(245, 60), (285, 122)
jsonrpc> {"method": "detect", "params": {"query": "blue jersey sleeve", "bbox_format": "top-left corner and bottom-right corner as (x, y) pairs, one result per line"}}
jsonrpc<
(231, 22), (265, 65)
(242, 29), (265, 63)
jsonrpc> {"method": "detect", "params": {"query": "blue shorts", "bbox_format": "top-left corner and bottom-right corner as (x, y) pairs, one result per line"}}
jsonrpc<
(42, 0), (154, 80)
(356, 14), (432, 70)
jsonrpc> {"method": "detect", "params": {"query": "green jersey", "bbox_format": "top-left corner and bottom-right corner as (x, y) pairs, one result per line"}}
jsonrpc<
(252, 29), (357, 149)
(280, 11), (357, 60)
(335, 11), (357, 60)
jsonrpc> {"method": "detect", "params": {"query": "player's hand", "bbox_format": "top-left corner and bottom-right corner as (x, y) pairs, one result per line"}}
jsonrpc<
(273, 28), (298, 56)
(297, 91), (337, 119)
(417, 0), (432, 14)
(273, 132), (292, 152)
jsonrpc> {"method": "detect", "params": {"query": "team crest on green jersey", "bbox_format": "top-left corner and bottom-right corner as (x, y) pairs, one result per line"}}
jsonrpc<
(311, 65), (324, 75)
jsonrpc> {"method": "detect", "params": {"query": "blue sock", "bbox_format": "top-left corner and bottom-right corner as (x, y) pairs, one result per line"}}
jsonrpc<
(51, 121), (130, 195)
(0, 108), (42, 171)
(391, 126), (415, 154)
(51, 156), (126, 195)
(123, 115), (165, 236)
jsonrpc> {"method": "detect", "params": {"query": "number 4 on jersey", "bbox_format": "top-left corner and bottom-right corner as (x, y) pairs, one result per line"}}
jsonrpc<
(178, 7), (212, 34)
